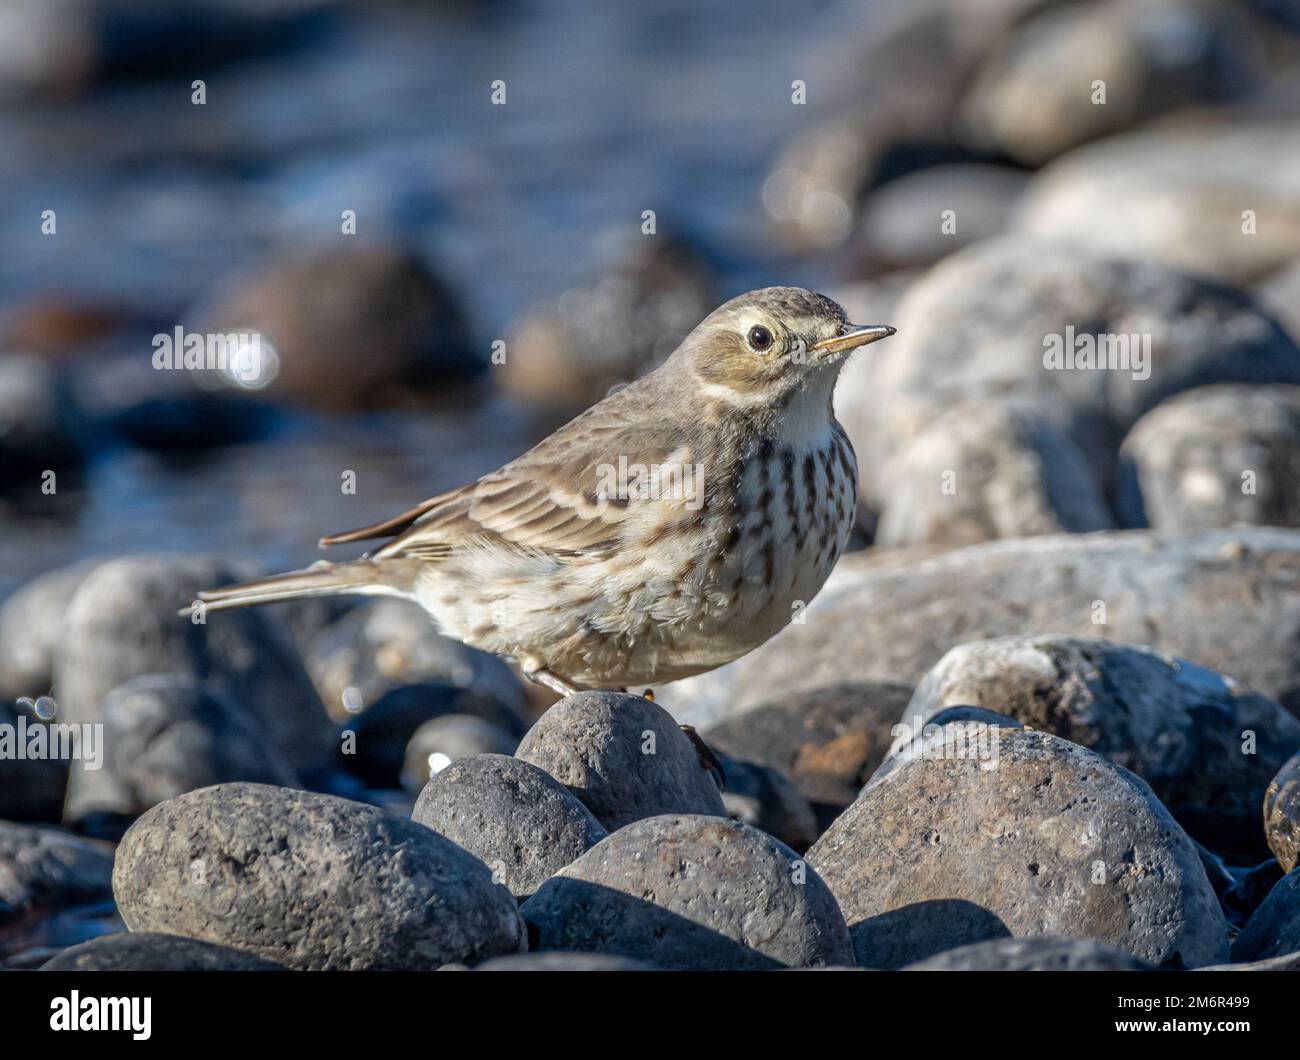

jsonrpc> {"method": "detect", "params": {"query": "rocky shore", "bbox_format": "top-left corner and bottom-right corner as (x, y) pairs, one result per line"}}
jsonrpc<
(4, 0), (1300, 971)
(1, 522), (1298, 971)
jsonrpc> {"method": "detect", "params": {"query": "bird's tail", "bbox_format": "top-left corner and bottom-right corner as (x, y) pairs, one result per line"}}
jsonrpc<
(189, 559), (409, 615)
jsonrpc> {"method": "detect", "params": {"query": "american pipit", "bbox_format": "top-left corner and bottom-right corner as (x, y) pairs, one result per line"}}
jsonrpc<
(196, 287), (894, 698)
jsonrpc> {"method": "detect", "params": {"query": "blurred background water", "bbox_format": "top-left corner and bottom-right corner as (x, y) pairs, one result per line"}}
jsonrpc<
(0, 0), (866, 590)
(4, 0), (1300, 596)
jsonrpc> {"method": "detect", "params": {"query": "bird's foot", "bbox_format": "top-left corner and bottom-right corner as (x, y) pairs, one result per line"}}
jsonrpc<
(641, 687), (655, 702)
(525, 667), (581, 698)
(680, 723), (726, 793)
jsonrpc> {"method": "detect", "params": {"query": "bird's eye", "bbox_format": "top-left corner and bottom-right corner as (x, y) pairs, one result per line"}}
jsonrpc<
(747, 325), (773, 352)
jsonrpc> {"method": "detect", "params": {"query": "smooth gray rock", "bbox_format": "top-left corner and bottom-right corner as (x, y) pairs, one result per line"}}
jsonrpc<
(339, 681), (525, 789)
(834, 237), (1300, 508)
(515, 691), (725, 831)
(54, 555), (331, 773)
(1258, 254), (1300, 343)
(64, 674), (298, 823)
(664, 528), (1300, 726)
(904, 637), (1300, 861)
(306, 597), (528, 724)
(716, 753), (820, 854)
(402, 714), (519, 794)
(1018, 121), (1300, 285)
(1232, 870), (1300, 962)
(905, 936), (1153, 971)
(1199, 951), (1300, 972)
(0, 700), (68, 822)
(40, 931), (285, 971)
(501, 233), (718, 409)
(0, 822), (114, 925)
(0, 0), (328, 101)
(961, 0), (1252, 166)
(1266, 752), (1300, 874)
(198, 243), (481, 409)
(522, 815), (853, 970)
(701, 681), (913, 808)
(474, 952), (658, 972)
(852, 164), (1028, 271)
(761, 2), (1003, 252)
(874, 400), (1112, 547)
(112, 782), (526, 970)
(0, 354), (85, 500)
(1117, 385), (1300, 530)
(807, 729), (1230, 969)
(0, 560), (96, 700)
(271, 596), (359, 665)
(412, 754), (606, 899)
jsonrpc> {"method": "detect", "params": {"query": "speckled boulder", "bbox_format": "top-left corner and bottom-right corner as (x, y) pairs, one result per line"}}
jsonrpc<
(515, 691), (725, 831)
(53, 556), (331, 773)
(904, 637), (1300, 861)
(1266, 753), (1300, 874)
(1232, 870), (1300, 963)
(412, 755), (606, 899)
(112, 783), (526, 970)
(522, 815), (853, 970)
(1117, 385), (1300, 530)
(807, 729), (1229, 969)
(905, 936), (1153, 971)
(41, 932), (285, 971)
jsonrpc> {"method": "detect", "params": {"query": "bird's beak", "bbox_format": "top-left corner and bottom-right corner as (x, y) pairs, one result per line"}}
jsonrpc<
(811, 324), (896, 357)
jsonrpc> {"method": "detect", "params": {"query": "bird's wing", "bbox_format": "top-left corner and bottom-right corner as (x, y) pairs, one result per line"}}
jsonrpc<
(318, 495), (453, 547)
(337, 389), (704, 563)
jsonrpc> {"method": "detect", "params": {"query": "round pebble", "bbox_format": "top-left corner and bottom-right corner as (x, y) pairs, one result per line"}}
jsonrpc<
(522, 814), (853, 970)
(112, 782), (526, 970)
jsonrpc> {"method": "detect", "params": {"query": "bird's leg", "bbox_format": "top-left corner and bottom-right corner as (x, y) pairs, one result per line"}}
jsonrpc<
(679, 722), (726, 794)
(633, 687), (724, 790)
(525, 666), (581, 698)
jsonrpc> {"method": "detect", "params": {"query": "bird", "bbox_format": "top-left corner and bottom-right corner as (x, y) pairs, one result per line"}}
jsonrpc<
(194, 287), (895, 704)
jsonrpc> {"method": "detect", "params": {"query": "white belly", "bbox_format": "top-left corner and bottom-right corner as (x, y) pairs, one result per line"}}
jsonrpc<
(418, 427), (857, 687)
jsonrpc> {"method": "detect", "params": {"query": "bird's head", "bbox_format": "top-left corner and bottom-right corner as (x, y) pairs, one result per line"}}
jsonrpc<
(672, 286), (894, 406)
